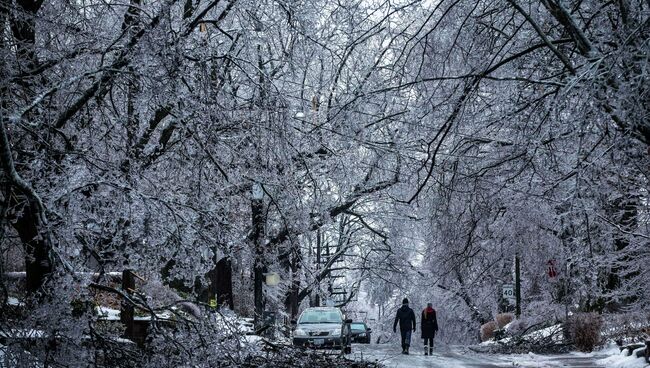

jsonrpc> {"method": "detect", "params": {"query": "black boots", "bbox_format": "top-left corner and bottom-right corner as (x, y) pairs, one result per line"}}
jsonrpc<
(401, 346), (409, 354)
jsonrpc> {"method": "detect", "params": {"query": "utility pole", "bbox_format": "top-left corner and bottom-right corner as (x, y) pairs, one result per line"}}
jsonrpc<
(515, 255), (521, 318)
(314, 229), (321, 307)
(251, 183), (265, 329)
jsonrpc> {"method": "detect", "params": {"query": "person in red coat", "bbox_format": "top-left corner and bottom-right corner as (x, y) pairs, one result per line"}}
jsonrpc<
(421, 303), (439, 355)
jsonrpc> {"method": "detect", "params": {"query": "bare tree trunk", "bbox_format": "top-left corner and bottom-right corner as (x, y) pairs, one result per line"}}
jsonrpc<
(8, 0), (41, 79)
(604, 192), (639, 310)
(215, 257), (234, 309)
(9, 197), (53, 293)
(0, 115), (53, 292)
(120, 270), (136, 340)
(284, 248), (301, 319)
(1, 0), (53, 294)
(251, 191), (266, 327)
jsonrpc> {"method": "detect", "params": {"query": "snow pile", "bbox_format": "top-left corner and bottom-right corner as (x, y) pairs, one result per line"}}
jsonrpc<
(95, 305), (121, 320)
(597, 346), (649, 368)
(95, 305), (186, 321)
(6, 296), (24, 307)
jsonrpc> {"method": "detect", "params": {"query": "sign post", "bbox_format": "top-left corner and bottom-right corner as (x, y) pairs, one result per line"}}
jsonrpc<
(515, 255), (521, 318)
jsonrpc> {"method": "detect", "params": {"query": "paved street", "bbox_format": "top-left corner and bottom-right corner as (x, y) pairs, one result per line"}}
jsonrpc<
(544, 356), (605, 368)
(350, 342), (606, 368)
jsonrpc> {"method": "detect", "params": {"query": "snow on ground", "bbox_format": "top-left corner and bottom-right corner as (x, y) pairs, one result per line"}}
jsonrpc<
(352, 342), (648, 368)
(242, 335), (264, 344)
(96, 306), (121, 320)
(596, 345), (649, 368)
(6, 296), (24, 307)
(95, 305), (179, 321)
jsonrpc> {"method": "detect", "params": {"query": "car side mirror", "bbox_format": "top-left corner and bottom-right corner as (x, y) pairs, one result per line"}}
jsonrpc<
(366, 328), (372, 332)
(344, 318), (353, 324)
(290, 319), (297, 326)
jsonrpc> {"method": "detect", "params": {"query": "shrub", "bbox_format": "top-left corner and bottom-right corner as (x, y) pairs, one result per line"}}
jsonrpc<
(480, 321), (498, 342)
(565, 313), (603, 352)
(601, 312), (650, 345)
(496, 313), (515, 329)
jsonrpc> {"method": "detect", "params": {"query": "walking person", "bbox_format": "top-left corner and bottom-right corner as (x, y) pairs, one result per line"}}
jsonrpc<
(393, 298), (416, 354)
(421, 302), (439, 356)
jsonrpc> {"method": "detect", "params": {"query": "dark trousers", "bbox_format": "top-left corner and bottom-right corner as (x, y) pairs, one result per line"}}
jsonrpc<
(424, 337), (434, 349)
(400, 329), (412, 349)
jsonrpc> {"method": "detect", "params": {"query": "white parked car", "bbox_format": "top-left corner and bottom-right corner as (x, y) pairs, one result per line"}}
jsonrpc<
(291, 307), (352, 351)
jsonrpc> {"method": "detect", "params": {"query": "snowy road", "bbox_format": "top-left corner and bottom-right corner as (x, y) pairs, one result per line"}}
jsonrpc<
(350, 342), (610, 368)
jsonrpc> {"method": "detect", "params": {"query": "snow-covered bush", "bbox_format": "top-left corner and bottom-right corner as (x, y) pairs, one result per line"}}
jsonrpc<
(602, 312), (650, 345)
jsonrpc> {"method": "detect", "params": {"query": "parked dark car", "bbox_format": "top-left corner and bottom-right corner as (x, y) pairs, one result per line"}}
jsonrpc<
(350, 322), (371, 343)
(292, 307), (351, 349)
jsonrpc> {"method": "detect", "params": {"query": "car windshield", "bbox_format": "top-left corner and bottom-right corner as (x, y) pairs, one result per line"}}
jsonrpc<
(351, 323), (366, 331)
(298, 310), (342, 324)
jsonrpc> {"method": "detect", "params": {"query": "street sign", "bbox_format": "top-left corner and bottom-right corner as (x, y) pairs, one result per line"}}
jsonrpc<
(252, 183), (263, 200)
(264, 272), (280, 286)
(502, 284), (514, 299)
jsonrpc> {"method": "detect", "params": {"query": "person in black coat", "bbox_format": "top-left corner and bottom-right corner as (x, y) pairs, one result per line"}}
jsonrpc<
(393, 298), (416, 354)
(421, 302), (439, 355)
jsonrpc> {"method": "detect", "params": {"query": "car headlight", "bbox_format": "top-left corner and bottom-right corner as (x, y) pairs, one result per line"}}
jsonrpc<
(359, 333), (366, 337)
(294, 329), (307, 337)
(331, 328), (341, 336)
